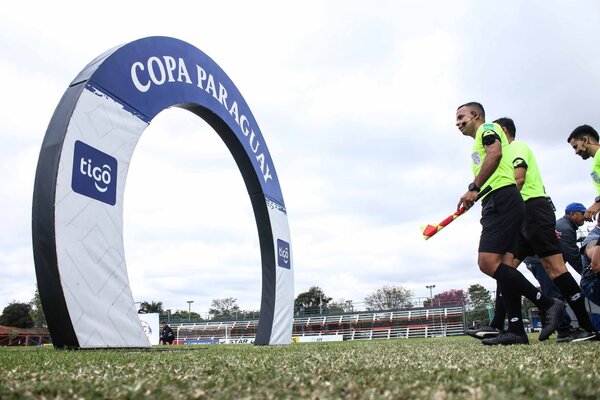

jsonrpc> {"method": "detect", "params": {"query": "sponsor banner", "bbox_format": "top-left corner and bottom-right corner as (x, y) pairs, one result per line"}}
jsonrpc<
(184, 339), (219, 345)
(71, 140), (118, 205)
(277, 239), (290, 269)
(292, 335), (344, 343)
(138, 313), (160, 345)
(218, 338), (255, 344)
(268, 203), (294, 345)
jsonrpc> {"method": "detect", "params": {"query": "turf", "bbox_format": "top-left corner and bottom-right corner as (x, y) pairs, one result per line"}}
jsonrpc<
(1, 335), (599, 399)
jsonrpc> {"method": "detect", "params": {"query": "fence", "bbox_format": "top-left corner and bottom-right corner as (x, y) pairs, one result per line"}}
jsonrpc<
(0, 326), (51, 346)
(173, 303), (466, 343)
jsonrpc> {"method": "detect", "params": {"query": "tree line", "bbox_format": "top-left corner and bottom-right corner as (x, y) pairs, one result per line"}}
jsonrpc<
(1, 283), (498, 328)
(292, 284), (494, 324)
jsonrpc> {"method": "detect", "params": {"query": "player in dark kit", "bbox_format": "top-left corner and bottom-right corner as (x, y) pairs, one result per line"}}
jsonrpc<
(455, 102), (564, 345)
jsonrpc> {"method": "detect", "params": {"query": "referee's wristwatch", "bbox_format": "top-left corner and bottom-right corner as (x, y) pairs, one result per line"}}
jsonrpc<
(595, 195), (600, 203)
(468, 182), (481, 192)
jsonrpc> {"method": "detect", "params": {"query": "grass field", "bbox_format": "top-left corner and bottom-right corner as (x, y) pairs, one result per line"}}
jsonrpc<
(1, 335), (599, 399)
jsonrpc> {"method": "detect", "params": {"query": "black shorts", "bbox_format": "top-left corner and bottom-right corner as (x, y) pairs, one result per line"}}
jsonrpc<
(479, 185), (525, 254)
(511, 197), (561, 260)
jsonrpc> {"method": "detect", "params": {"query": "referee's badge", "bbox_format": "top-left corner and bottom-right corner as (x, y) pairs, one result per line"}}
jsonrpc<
(471, 151), (481, 166)
(591, 171), (600, 184)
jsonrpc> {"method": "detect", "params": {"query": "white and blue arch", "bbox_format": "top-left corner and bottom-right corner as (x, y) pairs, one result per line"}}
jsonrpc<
(32, 36), (293, 348)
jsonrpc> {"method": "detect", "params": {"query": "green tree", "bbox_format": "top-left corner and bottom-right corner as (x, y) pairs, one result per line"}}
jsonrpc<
(0, 301), (33, 328)
(467, 284), (493, 327)
(237, 309), (260, 320)
(294, 286), (332, 315)
(468, 284), (493, 308)
(364, 285), (413, 311)
(169, 310), (202, 322)
(327, 299), (354, 314)
(141, 301), (163, 313)
(209, 297), (240, 320)
(29, 286), (47, 328)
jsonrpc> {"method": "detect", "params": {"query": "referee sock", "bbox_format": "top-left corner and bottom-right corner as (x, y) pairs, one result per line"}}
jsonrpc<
(493, 263), (554, 310)
(553, 272), (596, 332)
(500, 285), (525, 334)
(490, 281), (506, 330)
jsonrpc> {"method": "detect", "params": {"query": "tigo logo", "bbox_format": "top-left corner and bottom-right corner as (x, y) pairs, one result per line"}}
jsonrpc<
(277, 239), (290, 269)
(71, 141), (118, 205)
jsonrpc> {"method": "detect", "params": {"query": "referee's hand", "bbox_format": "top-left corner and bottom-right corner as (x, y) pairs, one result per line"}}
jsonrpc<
(458, 190), (478, 211)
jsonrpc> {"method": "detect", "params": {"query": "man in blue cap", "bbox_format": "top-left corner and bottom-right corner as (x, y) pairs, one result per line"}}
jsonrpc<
(557, 202), (587, 275)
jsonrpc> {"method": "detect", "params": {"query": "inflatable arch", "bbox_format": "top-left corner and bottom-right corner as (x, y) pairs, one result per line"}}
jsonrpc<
(32, 36), (293, 348)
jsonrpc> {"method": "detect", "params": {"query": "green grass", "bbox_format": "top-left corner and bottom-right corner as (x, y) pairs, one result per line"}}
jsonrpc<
(1, 335), (599, 399)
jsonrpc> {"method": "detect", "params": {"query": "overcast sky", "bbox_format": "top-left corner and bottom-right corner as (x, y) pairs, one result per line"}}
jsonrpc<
(2, 1), (600, 317)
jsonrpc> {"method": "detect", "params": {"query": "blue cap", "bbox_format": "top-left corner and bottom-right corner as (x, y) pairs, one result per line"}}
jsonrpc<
(565, 202), (586, 213)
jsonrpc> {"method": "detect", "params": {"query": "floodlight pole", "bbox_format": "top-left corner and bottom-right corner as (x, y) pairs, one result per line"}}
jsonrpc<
(319, 293), (323, 315)
(426, 285), (436, 306)
(426, 284), (436, 337)
(187, 300), (194, 322)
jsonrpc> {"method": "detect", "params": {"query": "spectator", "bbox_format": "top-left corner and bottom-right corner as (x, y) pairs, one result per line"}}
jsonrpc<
(138, 302), (149, 314)
(556, 203), (587, 275)
(160, 322), (174, 345)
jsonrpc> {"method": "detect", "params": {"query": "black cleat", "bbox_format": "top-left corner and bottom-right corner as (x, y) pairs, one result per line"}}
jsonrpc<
(569, 328), (598, 343)
(556, 328), (597, 343)
(466, 326), (502, 340)
(482, 331), (529, 346)
(556, 329), (575, 343)
(539, 299), (566, 342)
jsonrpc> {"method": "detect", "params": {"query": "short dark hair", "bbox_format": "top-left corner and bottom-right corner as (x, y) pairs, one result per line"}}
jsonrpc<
(457, 102), (485, 120)
(568, 124), (599, 143)
(493, 117), (516, 138)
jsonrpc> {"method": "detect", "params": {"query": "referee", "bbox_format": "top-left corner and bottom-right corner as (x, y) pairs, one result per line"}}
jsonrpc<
(568, 125), (600, 266)
(455, 102), (564, 345)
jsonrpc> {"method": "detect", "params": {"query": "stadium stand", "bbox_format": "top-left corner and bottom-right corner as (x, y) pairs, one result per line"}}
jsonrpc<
(0, 325), (51, 346)
(173, 304), (465, 343)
